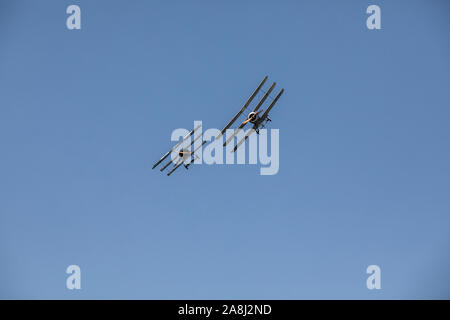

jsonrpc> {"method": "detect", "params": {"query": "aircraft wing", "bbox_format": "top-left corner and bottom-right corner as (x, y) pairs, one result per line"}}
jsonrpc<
(167, 140), (207, 176)
(232, 127), (257, 153)
(259, 89), (284, 123)
(160, 133), (203, 172)
(251, 82), (276, 113)
(152, 124), (201, 169)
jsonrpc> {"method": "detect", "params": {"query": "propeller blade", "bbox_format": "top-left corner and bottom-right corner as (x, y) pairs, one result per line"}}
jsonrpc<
(241, 118), (252, 125)
(240, 110), (263, 125)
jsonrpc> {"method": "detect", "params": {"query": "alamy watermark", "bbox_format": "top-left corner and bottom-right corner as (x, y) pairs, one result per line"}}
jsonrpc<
(366, 265), (381, 290)
(169, 121), (279, 176)
(66, 265), (81, 290)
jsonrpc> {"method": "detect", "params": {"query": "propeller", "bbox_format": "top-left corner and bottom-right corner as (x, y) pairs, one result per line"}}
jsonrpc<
(241, 118), (252, 125)
(241, 110), (263, 125)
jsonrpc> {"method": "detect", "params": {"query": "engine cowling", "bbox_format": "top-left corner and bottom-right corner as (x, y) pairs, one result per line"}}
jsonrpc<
(247, 111), (257, 122)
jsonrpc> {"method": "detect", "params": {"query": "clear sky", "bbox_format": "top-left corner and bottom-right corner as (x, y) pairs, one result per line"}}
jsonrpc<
(1, 0), (449, 299)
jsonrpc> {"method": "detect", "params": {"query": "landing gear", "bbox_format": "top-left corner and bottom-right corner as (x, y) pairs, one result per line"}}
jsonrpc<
(256, 117), (272, 134)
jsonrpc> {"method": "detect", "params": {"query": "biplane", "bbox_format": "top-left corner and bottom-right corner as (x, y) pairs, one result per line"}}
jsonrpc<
(152, 75), (284, 176)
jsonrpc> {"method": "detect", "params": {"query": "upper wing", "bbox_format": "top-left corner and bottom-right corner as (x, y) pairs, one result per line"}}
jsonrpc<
(216, 76), (268, 139)
(252, 82), (276, 113)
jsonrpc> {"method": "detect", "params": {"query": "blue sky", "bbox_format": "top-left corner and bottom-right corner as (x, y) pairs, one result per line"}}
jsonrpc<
(0, 0), (449, 299)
